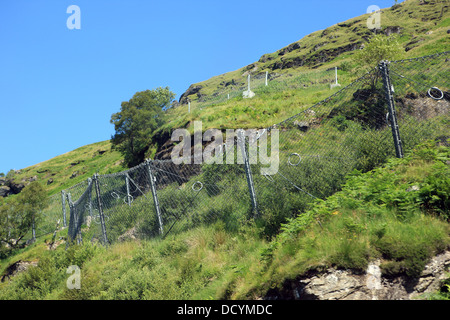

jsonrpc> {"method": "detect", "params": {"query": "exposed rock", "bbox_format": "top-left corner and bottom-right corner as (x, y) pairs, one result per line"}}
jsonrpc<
(70, 171), (79, 179)
(268, 42), (361, 70)
(293, 120), (310, 132)
(118, 226), (138, 242)
(265, 251), (450, 300)
(383, 26), (402, 36)
(0, 186), (10, 197)
(278, 42), (301, 56)
(8, 181), (25, 194)
(70, 160), (84, 167)
(179, 85), (203, 105)
(47, 178), (54, 185)
(397, 96), (450, 121)
(1, 260), (39, 282)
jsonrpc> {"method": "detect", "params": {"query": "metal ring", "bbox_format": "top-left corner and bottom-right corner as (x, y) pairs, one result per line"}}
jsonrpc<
(288, 153), (302, 166)
(192, 181), (203, 192)
(111, 192), (121, 200)
(428, 87), (444, 100)
(123, 195), (133, 204)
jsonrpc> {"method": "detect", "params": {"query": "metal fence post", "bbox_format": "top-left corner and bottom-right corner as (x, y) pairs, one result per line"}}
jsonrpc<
(93, 174), (109, 245)
(31, 217), (36, 242)
(67, 192), (82, 245)
(146, 160), (164, 235)
(237, 130), (259, 217)
(380, 60), (404, 158)
(125, 174), (132, 207)
(61, 190), (67, 227)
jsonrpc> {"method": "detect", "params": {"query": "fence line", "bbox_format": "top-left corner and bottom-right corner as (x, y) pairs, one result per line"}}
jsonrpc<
(181, 67), (342, 112)
(29, 51), (449, 246)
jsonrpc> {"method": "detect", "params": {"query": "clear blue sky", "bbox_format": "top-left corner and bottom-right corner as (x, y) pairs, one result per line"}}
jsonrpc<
(0, 0), (402, 174)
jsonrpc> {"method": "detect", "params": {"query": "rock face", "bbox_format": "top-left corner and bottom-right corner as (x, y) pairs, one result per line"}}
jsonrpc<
(266, 251), (450, 300)
(0, 177), (26, 197)
(179, 85), (203, 105)
(1, 260), (39, 282)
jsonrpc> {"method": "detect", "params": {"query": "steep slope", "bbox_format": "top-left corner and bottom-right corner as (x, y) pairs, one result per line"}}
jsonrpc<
(0, 142), (448, 300)
(177, 0), (449, 105)
(3, 0), (449, 195)
(0, 141), (124, 198)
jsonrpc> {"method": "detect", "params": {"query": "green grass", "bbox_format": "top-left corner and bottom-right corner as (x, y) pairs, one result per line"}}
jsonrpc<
(0, 142), (448, 300)
(0, 0), (449, 301)
(5, 141), (125, 198)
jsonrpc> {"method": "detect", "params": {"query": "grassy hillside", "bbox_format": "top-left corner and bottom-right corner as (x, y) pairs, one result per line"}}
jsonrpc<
(178, 0), (449, 103)
(5, 141), (125, 197)
(157, 0), (449, 141)
(4, 0), (449, 187)
(0, 142), (448, 300)
(0, 0), (448, 301)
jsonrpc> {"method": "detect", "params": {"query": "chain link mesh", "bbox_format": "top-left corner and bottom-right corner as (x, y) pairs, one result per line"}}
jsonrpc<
(32, 51), (448, 246)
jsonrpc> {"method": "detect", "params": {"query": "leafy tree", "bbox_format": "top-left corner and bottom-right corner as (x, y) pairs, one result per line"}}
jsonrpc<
(354, 34), (404, 69)
(0, 182), (48, 248)
(110, 87), (175, 167)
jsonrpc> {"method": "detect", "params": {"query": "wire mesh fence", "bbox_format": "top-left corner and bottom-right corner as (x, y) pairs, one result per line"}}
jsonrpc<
(33, 51), (449, 246)
(183, 67), (341, 111)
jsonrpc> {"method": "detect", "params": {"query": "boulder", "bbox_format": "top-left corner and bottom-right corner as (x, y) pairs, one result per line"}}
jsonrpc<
(8, 181), (25, 194)
(293, 120), (310, 132)
(265, 251), (450, 300)
(0, 186), (11, 197)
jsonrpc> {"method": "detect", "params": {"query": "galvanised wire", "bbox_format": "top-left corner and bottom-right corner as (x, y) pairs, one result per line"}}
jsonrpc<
(31, 51), (449, 246)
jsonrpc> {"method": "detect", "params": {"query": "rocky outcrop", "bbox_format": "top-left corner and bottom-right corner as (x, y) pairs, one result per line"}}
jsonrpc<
(0, 177), (26, 198)
(1, 260), (39, 282)
(265, 251), (450, 300)
(179, 85), (203, 105)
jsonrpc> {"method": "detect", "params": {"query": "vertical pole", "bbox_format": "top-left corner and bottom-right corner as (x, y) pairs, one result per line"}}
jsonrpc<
(87, 178), (93, 217)
(248, 74), (251, 91)
(237, 130), (259, 217)
(335, 67), (338, 85)
(93, 174), (109, 245)
(188, 101), (191, 113)
(61, 190), (67, 227)
(67, 192), (82, 245)
(227, 93), (230, 100)
(380, 60), (404, 159)
(265, 71), (268, 86)
(31, 217), (36, 242)
(125, 174), (132, 207)
(146, 160), (164, 235)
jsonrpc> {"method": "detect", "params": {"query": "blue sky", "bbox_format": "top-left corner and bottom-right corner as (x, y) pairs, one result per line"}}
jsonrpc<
(0, 0), (402, 174)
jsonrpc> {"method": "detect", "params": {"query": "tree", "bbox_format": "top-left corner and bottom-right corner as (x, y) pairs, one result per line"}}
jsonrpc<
(110, 87), (175, 167)
(353, 34), (404, 90)
(0, 182), (48, 248)
(354, 34), (404, 69)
